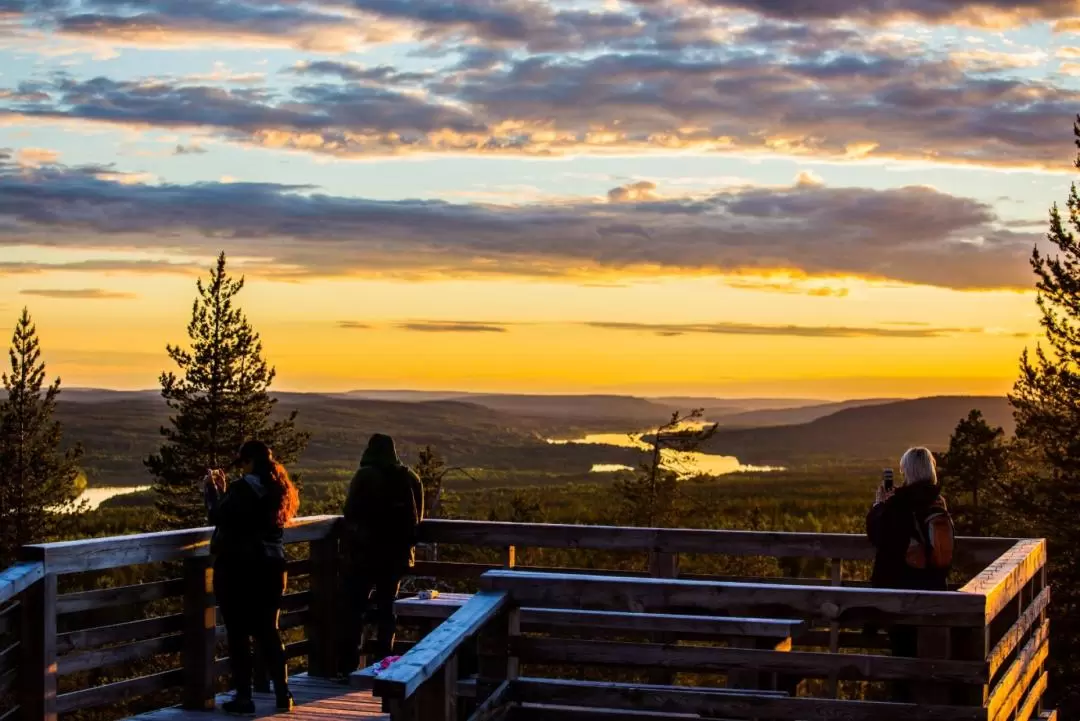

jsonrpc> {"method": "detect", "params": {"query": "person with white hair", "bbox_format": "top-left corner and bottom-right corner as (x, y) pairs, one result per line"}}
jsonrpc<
(866, 447), (955, 696)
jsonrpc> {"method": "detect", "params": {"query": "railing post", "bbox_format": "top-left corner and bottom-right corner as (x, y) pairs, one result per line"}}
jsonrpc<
(307, 531), (340, 678)
(182, 556), (216, 710)
(827, 558), (842, 697)
(915, 626), (952, 704)
(648, 551), (678, 685)
(20, 571), (57, 721)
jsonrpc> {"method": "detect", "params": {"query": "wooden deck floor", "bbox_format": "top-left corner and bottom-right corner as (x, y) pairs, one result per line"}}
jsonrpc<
(125, 675), (388, 721)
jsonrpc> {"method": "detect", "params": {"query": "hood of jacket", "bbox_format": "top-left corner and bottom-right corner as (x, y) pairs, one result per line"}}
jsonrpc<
(360, 433), (401, 468)
(893, 480), (944, 510)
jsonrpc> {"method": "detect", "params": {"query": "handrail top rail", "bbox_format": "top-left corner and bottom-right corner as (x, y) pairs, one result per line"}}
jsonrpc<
(0, 560), (44, 606)
(9, 514), (1038, 576)
(371, 589), (509, 699)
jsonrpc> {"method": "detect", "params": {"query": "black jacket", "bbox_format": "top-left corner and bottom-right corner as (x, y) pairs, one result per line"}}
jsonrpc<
(866, 481), (954, 591)
(342, 438), (424, 570)
(205, 474), (285, 562)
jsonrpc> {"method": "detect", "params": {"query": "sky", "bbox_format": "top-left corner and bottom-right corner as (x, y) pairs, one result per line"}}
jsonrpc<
(0, 0), (1079, 399)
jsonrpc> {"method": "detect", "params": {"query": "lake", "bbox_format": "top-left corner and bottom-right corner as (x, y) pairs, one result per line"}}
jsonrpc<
(547, 432), (783, 477)
(77, 485), (152, 510)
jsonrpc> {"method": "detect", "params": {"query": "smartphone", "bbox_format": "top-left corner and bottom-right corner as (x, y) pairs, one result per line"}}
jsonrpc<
(882, 468), (894, 492)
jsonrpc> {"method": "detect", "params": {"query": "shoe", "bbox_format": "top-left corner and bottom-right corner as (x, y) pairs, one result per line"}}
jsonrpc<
(275, 691), (294, 712)
(222, 696), (257, 716)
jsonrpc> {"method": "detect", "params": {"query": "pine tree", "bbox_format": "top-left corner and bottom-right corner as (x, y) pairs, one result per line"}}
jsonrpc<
(1008, 116), (1080, 715)
(146, 252), (309, 529)
(614, 410), (717, 527)
(938, 410), (1010, 536)
(0, 308), (83, 565)
(414, 445), (447, 519)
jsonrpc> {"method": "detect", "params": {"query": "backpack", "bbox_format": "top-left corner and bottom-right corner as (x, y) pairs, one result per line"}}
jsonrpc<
(904, 504), (954, 570)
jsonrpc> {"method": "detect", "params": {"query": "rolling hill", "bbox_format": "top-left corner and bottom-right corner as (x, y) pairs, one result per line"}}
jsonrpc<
(711, 398), (901, 428)
(701, 395), (1013, 465)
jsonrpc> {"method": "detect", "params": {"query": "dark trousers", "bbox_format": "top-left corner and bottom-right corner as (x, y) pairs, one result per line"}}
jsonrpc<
(215, 555), (288, 698)
(340, 564), (403, 671)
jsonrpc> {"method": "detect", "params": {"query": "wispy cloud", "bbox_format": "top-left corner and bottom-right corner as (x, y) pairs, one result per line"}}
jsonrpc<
(18, 288), (137, 299)
(337, 320), (373, 329)
(584, 321), (990, 338)
(397, 321), (510, 333)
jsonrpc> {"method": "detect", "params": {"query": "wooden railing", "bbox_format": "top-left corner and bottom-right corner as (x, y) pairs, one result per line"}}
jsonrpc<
(0, 518), (1052, 721)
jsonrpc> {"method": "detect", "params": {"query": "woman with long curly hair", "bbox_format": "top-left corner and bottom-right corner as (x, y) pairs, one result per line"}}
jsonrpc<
(205, 440), (300, 715)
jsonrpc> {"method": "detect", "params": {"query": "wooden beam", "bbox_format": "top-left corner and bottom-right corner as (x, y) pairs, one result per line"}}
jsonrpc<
(988, 586), (1050, 679)
(466, 679), (513, 721)
(510, 678), (986, 721)
(1016, 672), (1049, 721)
(57, 633), (184, 675)
(987, 620), (1049, 721)
(20, 571), (56, 721)
(56, 613), (184, 655)
(55, 668), (184, 714)
(479, 570), (986, 626)
(373, 590), (509, 700)
(306, 533), (340, 678)
(511, 637), (987, 683)
(56, 579), (184, 615)
(21, 515), (338, 574)
(522, 607), (803, 639)
(0, 562), (43, 607)
(181, 556), (215, 710)
(959, 540), (1046, 625)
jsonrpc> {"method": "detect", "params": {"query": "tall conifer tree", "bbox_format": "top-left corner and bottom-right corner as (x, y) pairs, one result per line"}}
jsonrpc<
(0, 308), (83, 565)
(1009, 117), (1080, 715)
(147, 252), (309, 528)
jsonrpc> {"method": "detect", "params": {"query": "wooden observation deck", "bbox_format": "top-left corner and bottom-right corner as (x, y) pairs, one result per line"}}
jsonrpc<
(0, 517), (1055, 721)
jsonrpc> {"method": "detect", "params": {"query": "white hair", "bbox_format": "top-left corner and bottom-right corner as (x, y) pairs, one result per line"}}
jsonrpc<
(900, 447), (937, 486)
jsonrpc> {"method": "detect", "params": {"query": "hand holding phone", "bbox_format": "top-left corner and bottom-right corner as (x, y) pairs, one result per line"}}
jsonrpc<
(882, 468), (894, 492)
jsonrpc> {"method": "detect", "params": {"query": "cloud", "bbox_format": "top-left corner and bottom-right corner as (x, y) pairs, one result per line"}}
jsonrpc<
(608, 181), (659, 203)
(0, 155), (1042, 291)
(337, 320), (372, 329)
(15, 147), (59, 167)
(584, 321), (989, 338)
(675, 0), (1080, 27)
(173, 144), (207, 155)
(3, 34), (1074, 172)
(18, 288), (137, 299)
(397, 321), (510, 333)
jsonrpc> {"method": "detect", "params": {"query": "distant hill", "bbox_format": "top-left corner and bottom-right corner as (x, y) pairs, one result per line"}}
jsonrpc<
(702, 396), (1013, 465)
(653, 397), (826, 412)
(53, 394), (641, 486)
(712, 398), (901, 428)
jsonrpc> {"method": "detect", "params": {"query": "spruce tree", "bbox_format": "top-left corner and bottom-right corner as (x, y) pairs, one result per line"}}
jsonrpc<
(938, 410), (1010, 536)
(146, 252), (309, 529)
(1009, 116), (1080, 715)
(0, 308), (83, 565)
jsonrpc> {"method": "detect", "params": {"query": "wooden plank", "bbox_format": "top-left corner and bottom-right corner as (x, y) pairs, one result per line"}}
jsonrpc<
(960, 540), (1046, 625)
(397, 596), (804, 640)
(22, 515), (338, 574)
(467, 679), (513, 721)
(419, 520), (1013, 566)
(287, 558), (313, 577)
(511, 705), (693, 720)
(479, 570), (986, 626)
(182, 556), (215, 710)
(55, 668), (184, 714)
(57, 633), (184, 674)
(523, 608), (803, 639)
(987, 621), (1049, 721)
(0, 640), (18, 674)
(0, 562), (44, 606)
(0, 666), (16, 696)
(56, 579), (184, 615)
(988, 586), (1050, 678)
(510, 678), (986, 721)
(797, 630), (891, 649)
(510, 637), (987, 683)
(0, 600), (18, 636)
(282, 590), (311, 612)
(1017, 672), (1049, 721)
(0, 701), (17, 721)
(307, 534), (340, 678)
(373, 591), (509, 699)
(56, 614), (185, 655)
(20, 571), (56, 721)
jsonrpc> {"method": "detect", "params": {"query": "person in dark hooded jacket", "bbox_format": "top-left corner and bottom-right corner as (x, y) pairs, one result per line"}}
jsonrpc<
(866, 446), (954, 698)
(338, 434), (424, 673)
